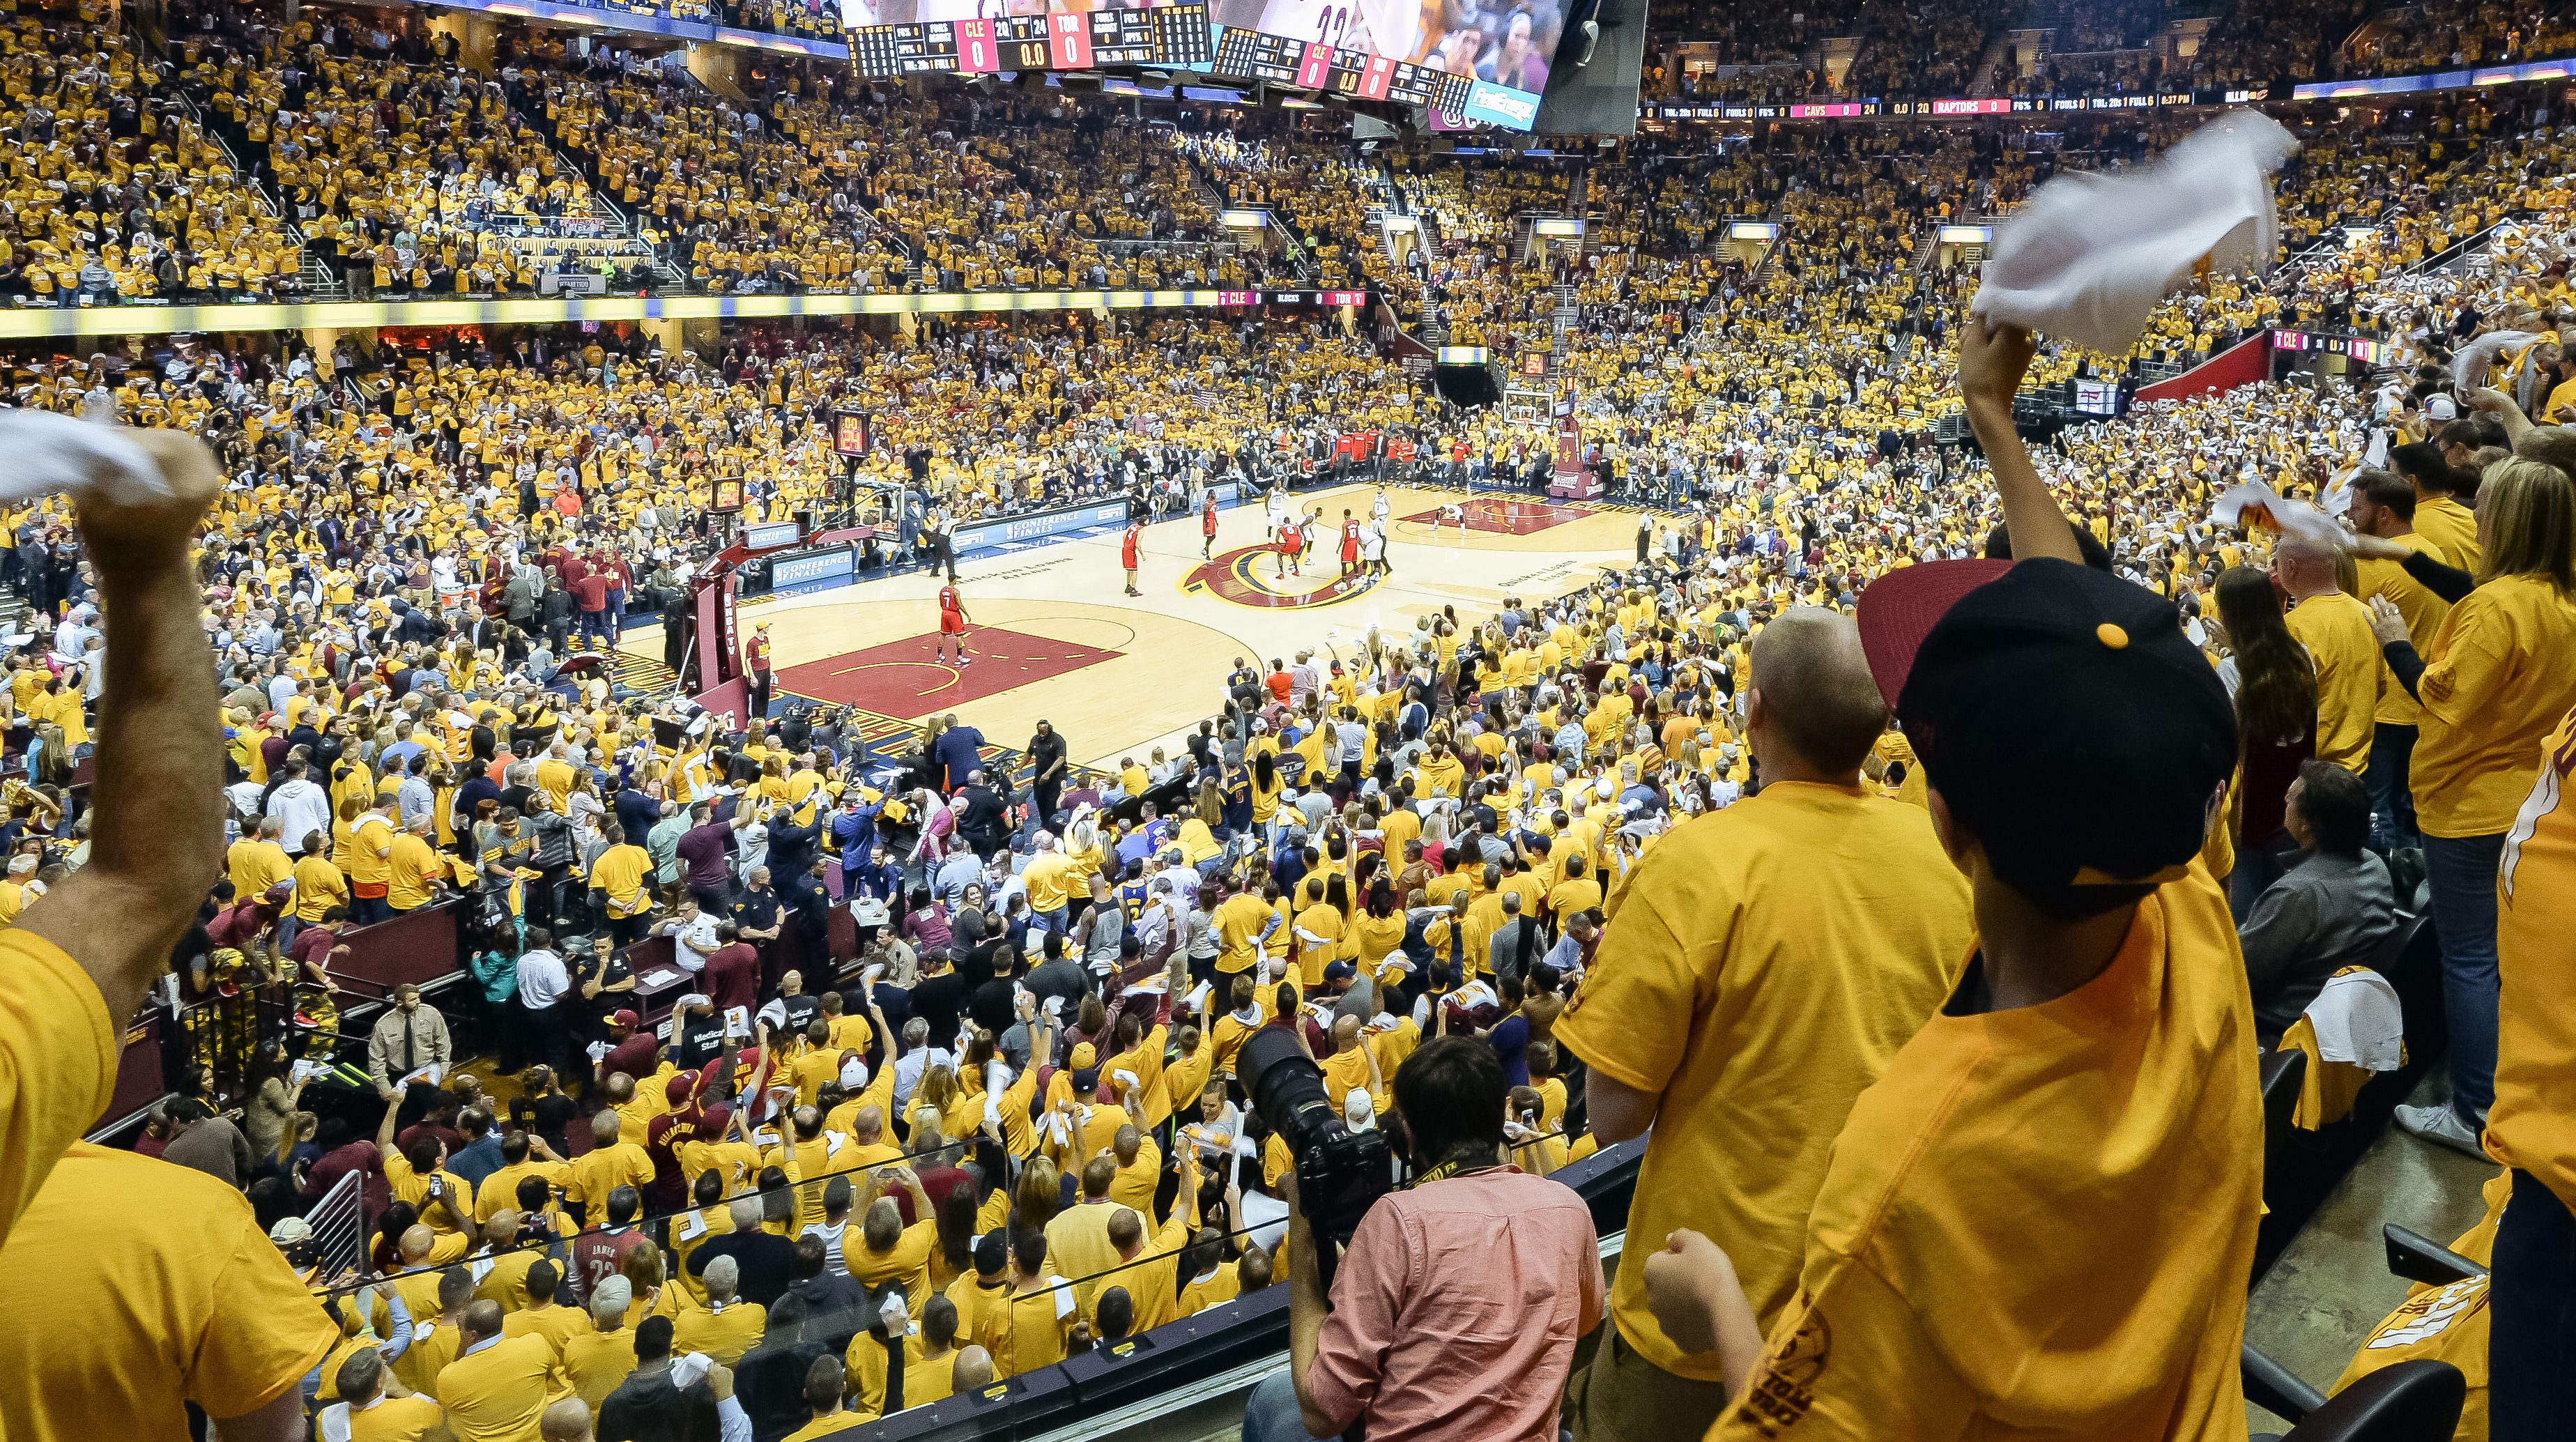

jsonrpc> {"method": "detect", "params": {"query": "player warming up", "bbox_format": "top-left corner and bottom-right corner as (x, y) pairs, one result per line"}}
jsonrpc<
(1121, 520), (1144, 597)
(1201, 489), (1220, 559)
(937, 582), (973, 666)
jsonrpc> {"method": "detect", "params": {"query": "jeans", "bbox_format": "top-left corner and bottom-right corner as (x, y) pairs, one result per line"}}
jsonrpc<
(2423, 831), (2506, 1123)
(2368, 723), (2420, 852)
(1035, 905), (1068, 935)
(1242, 1371), (1311, 1442)
(2491, 1168), (2576, 1441)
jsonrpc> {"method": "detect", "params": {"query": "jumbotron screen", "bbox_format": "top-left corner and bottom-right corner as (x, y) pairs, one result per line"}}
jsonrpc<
(840, 0), (1558, 130)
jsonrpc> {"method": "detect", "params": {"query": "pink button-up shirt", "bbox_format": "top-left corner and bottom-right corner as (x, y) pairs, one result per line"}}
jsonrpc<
(1308, 1166), (1604, 1441)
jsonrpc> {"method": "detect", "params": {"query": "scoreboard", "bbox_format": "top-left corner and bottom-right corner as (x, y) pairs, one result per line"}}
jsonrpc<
(1209, 26), (1463, 109)
(849, 4), (1213, 79)
(843, 1), (1472, 122)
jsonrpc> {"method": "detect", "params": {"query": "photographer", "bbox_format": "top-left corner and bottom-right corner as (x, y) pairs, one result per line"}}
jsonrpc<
(1244, 1036), (1602, 1442)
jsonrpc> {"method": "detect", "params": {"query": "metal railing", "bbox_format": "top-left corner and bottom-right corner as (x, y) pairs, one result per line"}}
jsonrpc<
(308, 1165), (369, 1282)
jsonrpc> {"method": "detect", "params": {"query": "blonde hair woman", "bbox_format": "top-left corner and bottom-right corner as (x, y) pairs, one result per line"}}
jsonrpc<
(2357, 457), (2576, 1152)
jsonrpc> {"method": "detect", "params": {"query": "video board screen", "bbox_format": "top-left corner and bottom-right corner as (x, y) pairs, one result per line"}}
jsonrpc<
(842, 0), (1548, 130)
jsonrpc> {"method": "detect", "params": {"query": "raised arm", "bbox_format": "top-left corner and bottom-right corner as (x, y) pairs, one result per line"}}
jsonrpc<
(1957, 318), (2083, 565)
(24, 431), (224, 1027)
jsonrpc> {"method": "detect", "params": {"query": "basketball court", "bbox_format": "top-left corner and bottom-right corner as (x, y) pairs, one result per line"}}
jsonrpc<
(624, 483), (1643, 769)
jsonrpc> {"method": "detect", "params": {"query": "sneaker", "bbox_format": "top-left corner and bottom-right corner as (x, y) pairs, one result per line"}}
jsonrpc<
(2393, 1102), (2488, 1159)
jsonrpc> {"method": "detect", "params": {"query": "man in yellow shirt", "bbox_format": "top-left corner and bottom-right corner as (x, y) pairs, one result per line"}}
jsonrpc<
(1022, 834), (1077, 931)
(567, 1112), (657, 1227)
(2393, 440), (2484, 571)
(1665, 351), (2260, 1439)
(588, 827), (656, 944)
(2343, 468), (2453, 850)
(2277, 539), (2383, 774)
(563, 1282), (641, 1413)
(0, 1142), (338, 1441)
(438, 1301), (558, 1442)
(387, 816), (448, 915)
(5, 429), (224, 1252)
(227, 815), (294, 904)
(1559, 608), (1975, 1442)
(850, 1166), (941, 1314)
(671, 1254), (768, 1365)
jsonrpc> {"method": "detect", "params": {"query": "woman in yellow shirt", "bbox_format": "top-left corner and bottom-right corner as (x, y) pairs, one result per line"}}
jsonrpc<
(2367, 460), (2576, 1151)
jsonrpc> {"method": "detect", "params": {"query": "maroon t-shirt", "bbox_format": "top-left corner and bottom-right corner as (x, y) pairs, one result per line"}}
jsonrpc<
(601, 1032), (661, 1085)
(573, 574), (611, 614)
(703, 944), (760, 1013)
(289, 926), (342, 976)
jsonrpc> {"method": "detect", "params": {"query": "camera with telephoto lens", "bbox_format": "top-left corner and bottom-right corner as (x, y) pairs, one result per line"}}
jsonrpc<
(1239, 1028), (1392, 1287)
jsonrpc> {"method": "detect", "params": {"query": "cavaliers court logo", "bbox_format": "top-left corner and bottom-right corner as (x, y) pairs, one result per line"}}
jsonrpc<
(1183, 544), (1384, 610)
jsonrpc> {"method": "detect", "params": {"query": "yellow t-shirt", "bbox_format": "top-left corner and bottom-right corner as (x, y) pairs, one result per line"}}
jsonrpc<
(2412, 493), (2483, 574)
(2351, 534), (2453, 728)
(590, 843), (653, 918)
(1022, 851), (1075, 914)
(2285, 590), (2383, 774)
(849, 1219), (940, 1316)
(0, 929), (117, 1242)
(1213, 891), (1274, 975)
(1556, 781), (1973, 1377)
(0, 1142), (337, 1440)
(2485, 703), (2576, 1212)
(670, 1298), (767, 1367)
(438, 1333), (558, 1442)
(345, 1393), (447, 1441)
(293, 854), (351, 923)
(2411, 575), (2576, 838)
(1709, 867), (2262, 1441)
(388, 832), (445, 911)
(226, 838), (293, 903)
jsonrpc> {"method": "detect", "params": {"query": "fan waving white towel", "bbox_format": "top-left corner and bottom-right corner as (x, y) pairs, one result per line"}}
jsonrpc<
(1972, 112), (2299, 355)
(0, 404), (171, 507)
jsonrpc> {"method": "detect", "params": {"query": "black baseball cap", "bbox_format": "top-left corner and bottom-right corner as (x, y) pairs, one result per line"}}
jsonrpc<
(1857, 559), (2237, 905)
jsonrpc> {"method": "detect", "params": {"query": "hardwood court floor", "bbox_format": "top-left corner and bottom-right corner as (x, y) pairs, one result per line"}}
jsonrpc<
(629, 483), (1643, 770)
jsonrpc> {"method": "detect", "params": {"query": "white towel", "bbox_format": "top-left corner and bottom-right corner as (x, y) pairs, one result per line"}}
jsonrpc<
(0, 404), (171, 507)
(2212, 480), (2345, 552)
(2452, 330), (2540, 395)
(1972, 112), (2299, 354)
(2306, 967), (2405, 1073)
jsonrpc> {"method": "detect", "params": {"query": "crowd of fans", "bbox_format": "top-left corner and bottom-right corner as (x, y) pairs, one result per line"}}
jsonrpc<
(3, 1), (2576, 1436)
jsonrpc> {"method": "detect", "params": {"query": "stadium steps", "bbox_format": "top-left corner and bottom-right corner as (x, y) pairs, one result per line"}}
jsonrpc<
(121, 13), (342, 300)
(1970, 29), (2046, 95)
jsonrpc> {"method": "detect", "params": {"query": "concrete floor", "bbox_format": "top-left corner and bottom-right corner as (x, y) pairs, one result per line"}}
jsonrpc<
(2244, 1071), (2501, 1434)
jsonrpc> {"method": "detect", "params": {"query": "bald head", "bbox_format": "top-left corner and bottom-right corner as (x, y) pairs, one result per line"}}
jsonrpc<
(1108, 1206), (1145, 1256)
(954, 1344), (996, 1390)
(1747, 608), (1887, 780)
(539, 1397), (594, 1441)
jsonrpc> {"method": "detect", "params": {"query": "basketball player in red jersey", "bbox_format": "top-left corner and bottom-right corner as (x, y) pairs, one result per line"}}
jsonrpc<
(1339, 509), (1362, 578)
(1201, 489), (1220, 559)
(937, 582), (972, 666)
(1275, 513), (1302, 578)
(1121, 521), (1143, 597)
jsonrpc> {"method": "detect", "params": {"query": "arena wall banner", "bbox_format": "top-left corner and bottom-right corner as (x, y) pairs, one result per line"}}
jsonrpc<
(768, 545), (860, 590)
(2134, 330), (2273, 404)
(954, 499), (1133, 556)
(0, 287), (1373, 341)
